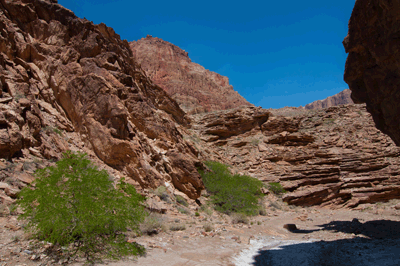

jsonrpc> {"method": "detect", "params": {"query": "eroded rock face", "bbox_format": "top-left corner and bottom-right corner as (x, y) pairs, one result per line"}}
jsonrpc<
(344, 0), (400, 146)
(130, 36), (253, 114)
(0, 0), (203, 199)
(305, 89), (353, 110)
(188, 104), (400, 208)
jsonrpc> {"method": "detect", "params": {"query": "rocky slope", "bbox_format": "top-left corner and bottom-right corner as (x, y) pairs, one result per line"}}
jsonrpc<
(304, 89), (353, 109)
(344, 0), (400, 146)
(129, 36), (252, 114)
(0, 0), (203, 202)
(187, 104), (400, 208)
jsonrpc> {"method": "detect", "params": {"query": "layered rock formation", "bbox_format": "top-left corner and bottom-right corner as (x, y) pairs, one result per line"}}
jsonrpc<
(188, 104), (400, 208)
(129, 36), (252, 114)
(344, 0), (400, 146)
(304, 89), (353, 109)
(0, 0), (203, 199)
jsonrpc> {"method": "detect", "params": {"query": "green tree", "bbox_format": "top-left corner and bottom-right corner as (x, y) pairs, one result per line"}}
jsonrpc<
(18, 151), (146, 262)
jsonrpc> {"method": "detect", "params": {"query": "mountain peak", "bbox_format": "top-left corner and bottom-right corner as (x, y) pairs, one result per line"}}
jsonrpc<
(130, 37), (252, 114)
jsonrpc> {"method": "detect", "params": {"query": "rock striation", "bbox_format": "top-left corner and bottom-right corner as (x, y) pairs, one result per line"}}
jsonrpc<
(0, 0), (203, 200)
(188, 104), (400, 208)
(129, 36), (252, 114)
(305, 89), (353, 110)
(344, 0), (400, 146)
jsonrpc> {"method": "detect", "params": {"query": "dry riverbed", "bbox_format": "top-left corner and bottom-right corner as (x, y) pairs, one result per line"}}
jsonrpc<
(1, 198), (400, 266)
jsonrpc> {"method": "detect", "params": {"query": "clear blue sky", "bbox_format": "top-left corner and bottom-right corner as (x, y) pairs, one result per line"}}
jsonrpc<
(58, 0), (355, 109)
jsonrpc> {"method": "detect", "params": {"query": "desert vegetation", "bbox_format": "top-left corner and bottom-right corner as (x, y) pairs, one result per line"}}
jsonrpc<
(17, 151), (146, 263)
(199, 161), (265, 216)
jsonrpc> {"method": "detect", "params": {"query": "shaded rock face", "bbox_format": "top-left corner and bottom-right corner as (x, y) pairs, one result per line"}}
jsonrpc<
(188, 104), (400, 208)
(0, 0), (203, 199)
(305, 89), (353, 110)
(129, 36), (252, 114)
(343, 0), (400, 146)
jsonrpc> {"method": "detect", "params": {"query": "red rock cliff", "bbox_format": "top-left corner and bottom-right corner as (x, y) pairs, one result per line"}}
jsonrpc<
(344, 0), (400, 146)
(0, 0), (203, 198)
(130, 36), (252, 114)
(305, 89), (353, 110)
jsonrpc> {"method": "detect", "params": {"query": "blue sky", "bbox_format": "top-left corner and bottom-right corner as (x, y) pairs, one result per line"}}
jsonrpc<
(58, 0), (355, 108)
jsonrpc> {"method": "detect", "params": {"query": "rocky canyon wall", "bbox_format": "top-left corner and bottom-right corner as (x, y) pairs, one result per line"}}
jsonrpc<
(305, 89), (353, 110)
(0, 0), (203, 199)
(130, 36), (252, 114)
(188, 104), (400, 208)
(344, 0), (400, 146)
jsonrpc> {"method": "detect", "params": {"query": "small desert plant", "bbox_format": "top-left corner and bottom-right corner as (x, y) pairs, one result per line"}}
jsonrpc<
(177, 206), (190, 215)
(258, 207), (267, 216)
(17, 151), (146, 262)
(42, 126), (62, 136)
(175, 195), (189, 207)
(203, 223), (214, 232)
(199, 161), (264, 216)
(154, 186), (171, 203)
(267, 182), (287, 196)
(169, 224), (186, 231)
(250, 138), (260, 146)
(231, 213), (249, 224)
(195, 211), (200, 217)
(200, 205), (213, 216)
(140, 213), (166, 235)
(269, 201), (282, 210)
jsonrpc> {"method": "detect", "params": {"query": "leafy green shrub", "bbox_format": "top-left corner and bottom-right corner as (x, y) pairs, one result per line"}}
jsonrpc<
(268, 182), (287, 196)
(17, 151), (146, 262)
(175, 194), (189, 207)
(199, 161), (264, 216)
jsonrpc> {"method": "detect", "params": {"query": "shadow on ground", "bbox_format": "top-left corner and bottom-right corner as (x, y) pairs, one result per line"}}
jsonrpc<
(317, 219), (400, 239)
(252, 237), (400, 266)
(251, 219), (400, 266)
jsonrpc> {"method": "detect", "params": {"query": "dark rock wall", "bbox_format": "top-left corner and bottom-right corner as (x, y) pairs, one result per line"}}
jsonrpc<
(344, 0), (400, 146)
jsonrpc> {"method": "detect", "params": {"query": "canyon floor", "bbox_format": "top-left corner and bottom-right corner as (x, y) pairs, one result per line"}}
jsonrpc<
(1, 197), (400, 266)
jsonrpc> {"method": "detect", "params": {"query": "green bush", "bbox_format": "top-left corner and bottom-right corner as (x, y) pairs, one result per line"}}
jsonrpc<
(199, 161), (264, 216)
(17, 151), (146, 262)
(268, 182), (287, 195)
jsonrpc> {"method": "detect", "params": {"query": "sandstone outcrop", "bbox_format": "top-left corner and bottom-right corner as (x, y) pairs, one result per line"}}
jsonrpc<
(304, 89), (353, 110)
(344, 0), (400, 146)
(129, 36), (252, 114)
(0, 0), (203, 200)
(189, 104), (400, 208)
